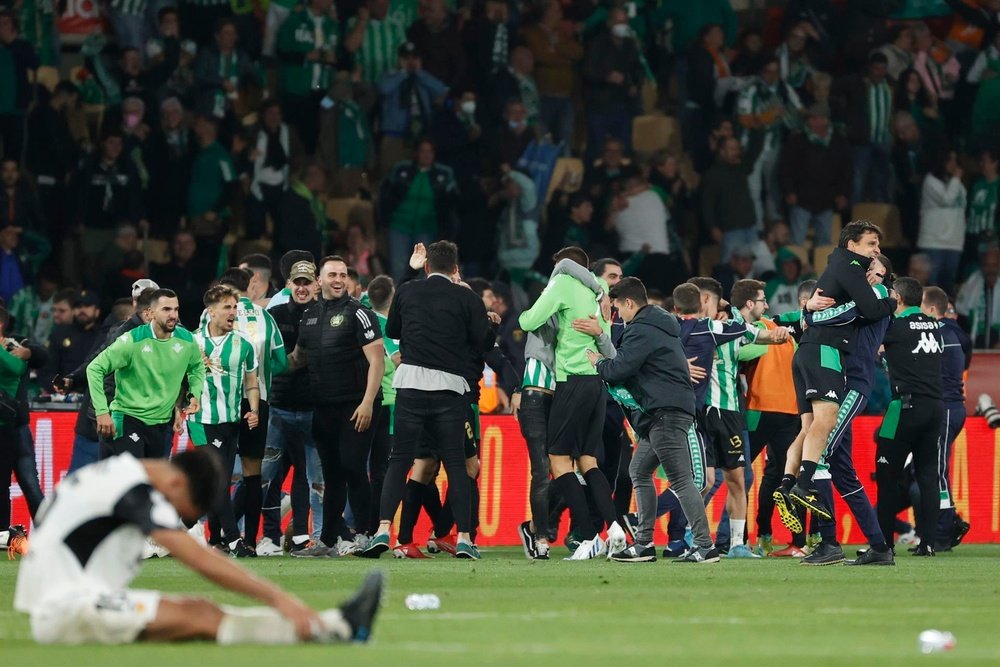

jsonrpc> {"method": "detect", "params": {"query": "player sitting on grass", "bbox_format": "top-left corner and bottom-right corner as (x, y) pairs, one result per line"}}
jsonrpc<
(13, 449), (382, 645)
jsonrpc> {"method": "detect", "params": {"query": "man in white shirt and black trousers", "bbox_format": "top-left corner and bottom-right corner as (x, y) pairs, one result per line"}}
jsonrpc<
(362, 241), (497, 560)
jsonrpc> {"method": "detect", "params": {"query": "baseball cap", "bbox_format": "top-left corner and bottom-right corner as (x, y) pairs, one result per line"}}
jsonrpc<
(288, 261), (317, 282)
(732, 244), (756, 260)
(131, 278), (159, 300)
(398, 41), (418, 58)
(74, 290), (101, 308)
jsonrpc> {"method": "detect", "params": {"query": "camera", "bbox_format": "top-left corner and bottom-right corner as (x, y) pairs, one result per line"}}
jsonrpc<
(977, 394), (1000, 429)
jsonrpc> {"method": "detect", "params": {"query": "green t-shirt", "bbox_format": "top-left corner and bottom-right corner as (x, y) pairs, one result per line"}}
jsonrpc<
(390, 170), (438, 234)
(187, 141), (236, 219)
(277, 9), (340, 96)
(87, 324), (206, 426)
(968, 176), (999, 238)
(519, 273), (609, 382)
(190, 329), (258, 425)
(0, 348), (26, 426)
(375, 311), (398, 405)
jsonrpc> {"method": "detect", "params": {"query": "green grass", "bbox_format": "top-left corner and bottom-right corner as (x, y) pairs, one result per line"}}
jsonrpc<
(3, 546), (1000, 666)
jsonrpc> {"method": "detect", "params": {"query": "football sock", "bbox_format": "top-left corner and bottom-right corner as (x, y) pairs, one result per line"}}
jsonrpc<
(397, 480), (423, 545)
(780, 474), (796, 493)
(553, 472), (597, 541)
(469, 478), (480, 543)
(729, 519), (746, 546)
(582, 469), (618, 530)
(216, 606), (350, 644)
(434, 492), (454, 538)
(243, 475), (262, 547)
(796, 462), (817, 490)
(421, 481), (442, 525)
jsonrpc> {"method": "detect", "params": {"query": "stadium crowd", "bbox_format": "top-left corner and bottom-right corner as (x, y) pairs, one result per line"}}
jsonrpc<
(0, 0), (992, 584)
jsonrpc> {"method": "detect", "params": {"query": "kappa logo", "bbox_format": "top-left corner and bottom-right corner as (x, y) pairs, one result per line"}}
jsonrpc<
(129, 432), (140, 442)
(825, 390), (839, 400)
(172, 343), (183, 354)
(877, 456), (889, 464)
(141, 344), (152, 353)
(212, 438), (222, 448)
(737, 455), (746, 462)
(850, 260), (861, 267)
(911, 332), (943, 354)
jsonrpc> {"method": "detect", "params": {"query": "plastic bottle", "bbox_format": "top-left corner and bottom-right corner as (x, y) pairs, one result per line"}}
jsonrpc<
(918, 630), (956, 654)
(404, 594), (441, 611)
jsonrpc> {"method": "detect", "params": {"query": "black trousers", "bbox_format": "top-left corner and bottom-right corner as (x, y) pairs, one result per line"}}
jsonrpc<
(197, 423), (242, 544)
(748, 411), (803, 542)
(0, 425), (17, 527)
(517, 389), (552, 538)
(368, 402), (394, 536)
(313, 400), (380, 543)
(380, 389), (471, 533)
(100, 414), (172, 459)
(876, 396), (943, 546)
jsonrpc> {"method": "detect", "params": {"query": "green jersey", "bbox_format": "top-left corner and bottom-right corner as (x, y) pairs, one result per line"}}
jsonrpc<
(706, 310), (759, 412)
(0, 348), (26, 426)
(276, 8), (340, 95)
(87, 324), (205, 426)
(967, 176), (999, 238)
(346, 14), (407, 84)
(521, 357), (556, 391)
(190, 329), (258, 425)
(199, 296), (286, 402)
(519, 273), (609, 382)
(375, 312), (398, 405)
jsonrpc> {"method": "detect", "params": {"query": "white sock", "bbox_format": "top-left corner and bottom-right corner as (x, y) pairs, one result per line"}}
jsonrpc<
(730, 519), (746, 546)
(0, 530), (8, 547)
(216, 606), (351, 645)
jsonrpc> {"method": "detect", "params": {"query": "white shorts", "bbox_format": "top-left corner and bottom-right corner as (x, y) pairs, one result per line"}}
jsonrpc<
(31, 588), (161, 644)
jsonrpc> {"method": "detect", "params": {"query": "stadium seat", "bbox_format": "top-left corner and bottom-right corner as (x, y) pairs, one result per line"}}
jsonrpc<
(326, 197), (375, 235)
(545, 157), (584, 203)
(631, 115), (680, 154)
(783, 244), (810, 268)
(830, 213), (842, 245)
(699, 244), (720, 276)
(851, 202), (904, 247)
(139, 239), (170, 265)
(813, 244), (835, 275)
(35, 66), (59, 92)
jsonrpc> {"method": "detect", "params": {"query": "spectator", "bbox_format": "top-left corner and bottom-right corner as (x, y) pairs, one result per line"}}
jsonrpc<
(647, 151), (691, 248)
(701, 137), (757, 262)
(875, 24), (915, 82)
(276, 0), (341, 149)
(489, 46), (540, 131)
(764, 247), (805, 316)
(376, 41), (449, 175)
(779, 102), (851, 247)
(522, 0), (583, 147)
(180, 0), (233, 48)
(891, 111), (929, 241)
(944, 0), (1000, 53)
(682, 24), (730, 171)
(120, 96), (152, 185)
(112, 47), (148, 103)
(8, 267), (59, 345)
(831, 52), (893, 203)
(39, 289), (100, 390)
(316, 73), (376, 196)
(730, 28), (769, 78)
(494, 169), (540, 284)
(343, 221), (384, 282)
(907, 252), (933, 286)
(48, 287), (74, 329)
(712, 244), (755, 298)
(145, 97), (194, 236)
(95, 224), (140, 301)
(0, 10), (39, 162)
(143, 6), (198, 101)
(431, 91), (484, 184)
(582, 8), (642, 163)
(775, 22), (818, 97)
(187, 114), (237, 271)
(461, 0), (512, 95)
(911, 23), (960, 124)
(919, 146), (967, 295)
(968, 30), (1000, 138)
(0, 222), (25, 304)
(540, 190), (593, 274)
(488, 280), (525, 376)
(967, 148), (1000, 257)
(193, 18), (260, 120)
(25, 82), (80, 238)
(379, 138), (457, 280)
(893, 68), (943, 137)
(651, 0), (737, 54)
(0, 159), (44, 235)
(345, 0), (409, 86)
(736, 55), (803, 229)
(956, 245), (1000, 347)
(246, 100), (305, 240)
(406, 0), (465, 89)
(108, 0), (148, 51)
(495, 99), (535, 169)
(149, 231), (212, 329)
(276, 163), (331, 262)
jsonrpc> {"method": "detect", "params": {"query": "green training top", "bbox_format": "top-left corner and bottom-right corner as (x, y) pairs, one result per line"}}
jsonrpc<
(87, 323), (206, 425)
(519, 273), (609, 382)
(375, 311), (398, 406)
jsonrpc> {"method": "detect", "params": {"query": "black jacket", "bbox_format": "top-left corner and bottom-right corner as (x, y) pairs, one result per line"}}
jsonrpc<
(802, 247), (896, 351)
(296, 294), (382, 405)
(269, 299), (313, 409)
(883, 309), (943, 400)
(0, 183), (45, 234)
(144, 127), (195, 230)
(386, 274), (496, 379)
(71, 312), (136, 439)
(73, 155), (144, 229)
(26, 104), (79, 183)
(595, 305), (695, 436)
(582, 28), (642, 112)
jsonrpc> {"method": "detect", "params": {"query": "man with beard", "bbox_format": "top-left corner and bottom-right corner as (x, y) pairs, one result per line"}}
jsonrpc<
(40, 290), (102, 389)
(87, 289), (205, 459)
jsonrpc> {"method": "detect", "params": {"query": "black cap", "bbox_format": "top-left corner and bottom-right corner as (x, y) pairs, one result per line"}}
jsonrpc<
(398, 41), (418, 57)
(74, 290), (100, 308)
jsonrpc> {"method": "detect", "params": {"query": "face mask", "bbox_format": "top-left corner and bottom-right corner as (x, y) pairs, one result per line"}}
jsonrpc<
(124, 112), (141, 129)
(612, 24), (631, 39)
(460, 100), (476, 115)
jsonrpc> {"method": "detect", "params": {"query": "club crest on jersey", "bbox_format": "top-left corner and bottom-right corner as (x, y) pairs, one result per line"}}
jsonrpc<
(330, 314), (345, 327)
(172, 343), (184, 354)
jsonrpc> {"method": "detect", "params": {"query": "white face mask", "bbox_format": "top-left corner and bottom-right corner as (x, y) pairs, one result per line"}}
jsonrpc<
(460, 100), (476, 115)
(611, 23), (631, 39)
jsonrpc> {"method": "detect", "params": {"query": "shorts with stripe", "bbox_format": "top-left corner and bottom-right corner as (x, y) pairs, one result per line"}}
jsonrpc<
(792, 342), (846, 414)
(702, 407), (747, 470)
(686, 414), (708, 492)
(938, 403), (966, 509)
(415, 403), (479, 460)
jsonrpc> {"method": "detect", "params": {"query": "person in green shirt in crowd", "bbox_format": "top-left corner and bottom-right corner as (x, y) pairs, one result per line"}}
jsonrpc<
(87, 289), (205, 460)
(518, 245), (627, 561)
(650, 0), (737, 52)
(765, 247), (810, 317)
(188, 114), (237, 276)
(276, 0), (342, 148)
(966, 148), (1000, 266)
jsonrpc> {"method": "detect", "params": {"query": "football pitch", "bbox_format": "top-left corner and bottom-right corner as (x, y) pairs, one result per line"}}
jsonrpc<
(2, 546), (999, 666)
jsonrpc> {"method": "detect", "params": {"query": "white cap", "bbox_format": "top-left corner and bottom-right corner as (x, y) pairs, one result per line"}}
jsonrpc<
(131, 278), (159, 300)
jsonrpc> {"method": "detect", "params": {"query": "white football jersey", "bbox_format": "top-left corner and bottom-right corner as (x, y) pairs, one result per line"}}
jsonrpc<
(14, 455), (182, 613)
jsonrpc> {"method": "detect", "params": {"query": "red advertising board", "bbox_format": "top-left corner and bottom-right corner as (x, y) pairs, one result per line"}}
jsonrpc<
(11, 413), (1000, 545)
(58, 0), (105, 39)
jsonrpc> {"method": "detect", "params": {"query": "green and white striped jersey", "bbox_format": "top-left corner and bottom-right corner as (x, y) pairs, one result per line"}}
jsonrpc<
(346, 15), (407, 84)
(199, 296), (286, 402)
(522, 357), (556, 392)
(967, 177), (999, 237)
(189, 329), (258, 425)
(706, 310), (759, 412)
(868, 79), (891, 144)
